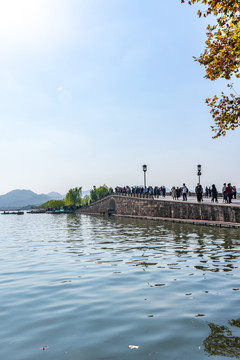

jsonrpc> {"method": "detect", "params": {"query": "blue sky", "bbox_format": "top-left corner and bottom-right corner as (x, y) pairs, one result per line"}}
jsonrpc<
(0, 0), (239, 194)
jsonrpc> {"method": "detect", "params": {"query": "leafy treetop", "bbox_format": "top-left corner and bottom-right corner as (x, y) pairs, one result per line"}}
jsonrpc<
(182, 0), (240, 137)
(90, 185), (111, 202)
(38, 199), (65, 209)
(65, 187), (82, 207)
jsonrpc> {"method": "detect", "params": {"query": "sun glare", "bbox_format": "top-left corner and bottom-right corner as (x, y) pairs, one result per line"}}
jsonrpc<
(0, 1), (45, 36)
(0, 0), (72, 51)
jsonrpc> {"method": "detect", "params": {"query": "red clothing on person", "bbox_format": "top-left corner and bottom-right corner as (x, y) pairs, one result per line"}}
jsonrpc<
(225, 186), (232, 195)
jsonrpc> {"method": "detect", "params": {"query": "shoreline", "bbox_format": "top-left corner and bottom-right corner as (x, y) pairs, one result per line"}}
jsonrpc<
(111, 213), (240, 228)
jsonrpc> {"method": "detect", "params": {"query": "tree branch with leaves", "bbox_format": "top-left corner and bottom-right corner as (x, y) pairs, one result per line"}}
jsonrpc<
(182, 0), (240, 137)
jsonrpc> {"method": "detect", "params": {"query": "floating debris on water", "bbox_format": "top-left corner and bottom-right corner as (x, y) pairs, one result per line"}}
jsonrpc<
(40, 346), (49, 350)
(129, 345), (139, 350)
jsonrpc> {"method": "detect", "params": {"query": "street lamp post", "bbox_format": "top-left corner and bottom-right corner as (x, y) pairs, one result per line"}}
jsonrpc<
(142, 164), (147, 188)
(197, 164), (202, 185)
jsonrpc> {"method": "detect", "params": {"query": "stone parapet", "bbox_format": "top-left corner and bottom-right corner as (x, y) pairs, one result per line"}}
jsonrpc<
(76, 194), (240, 225)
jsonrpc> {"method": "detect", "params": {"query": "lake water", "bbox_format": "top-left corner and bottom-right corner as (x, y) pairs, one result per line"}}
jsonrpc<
(1, 213), (240, 360)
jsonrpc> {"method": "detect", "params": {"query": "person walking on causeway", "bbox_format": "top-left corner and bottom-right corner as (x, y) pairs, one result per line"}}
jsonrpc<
(182, 184), (188, 201)
(211, 184), (218, 203)
(225, 183), (233, 204)
(195, 183), (203, 203)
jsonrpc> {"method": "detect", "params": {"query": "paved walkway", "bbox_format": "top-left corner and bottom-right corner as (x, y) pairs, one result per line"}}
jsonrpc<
(154, 195), (240, 207)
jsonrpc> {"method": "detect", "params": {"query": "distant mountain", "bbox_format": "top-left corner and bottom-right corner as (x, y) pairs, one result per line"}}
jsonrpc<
(47, 192), (65, 200)
(0, 189), (65, 210)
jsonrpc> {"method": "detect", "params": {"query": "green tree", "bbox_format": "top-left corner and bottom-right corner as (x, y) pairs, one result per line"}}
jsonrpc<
(39, 199), (65, 209)
(83, 195), (90, 205)
(90, 188), (98, 202)
(183, 0), (240, 137)
(90, 185), (110, 202)
(65, 187), (82, 206)
(96, 185), (110, 198)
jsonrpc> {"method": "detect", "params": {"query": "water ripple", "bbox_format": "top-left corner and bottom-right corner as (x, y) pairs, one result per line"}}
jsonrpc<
(0, 214), (240, 359)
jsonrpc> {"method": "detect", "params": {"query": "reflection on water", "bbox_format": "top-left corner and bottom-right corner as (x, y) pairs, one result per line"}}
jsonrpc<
(204, 319), (240, 358)
(0, 213), (240, 360)
(65, 215), (240, 274)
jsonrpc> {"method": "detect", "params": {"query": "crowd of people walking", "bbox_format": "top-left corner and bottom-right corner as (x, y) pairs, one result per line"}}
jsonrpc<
(115, 186), (167, 197)
(197, 183), (237, 203)
(115, 183), (238, 204)
(172, 183), (237, 203)
(221, 183), (237, 204)
(171, 184), (189, 201)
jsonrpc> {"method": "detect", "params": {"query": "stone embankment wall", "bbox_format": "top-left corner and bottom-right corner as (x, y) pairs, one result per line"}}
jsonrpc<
(77, 194), (240, 224)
